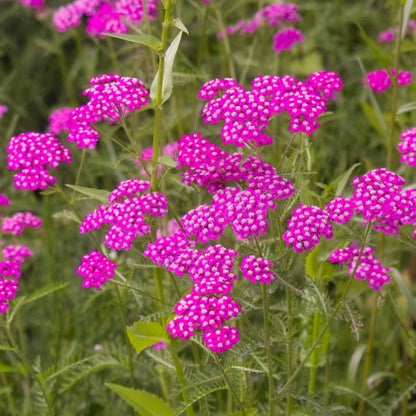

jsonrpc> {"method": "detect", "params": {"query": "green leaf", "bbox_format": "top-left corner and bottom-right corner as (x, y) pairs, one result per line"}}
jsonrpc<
(127, 321), (169, 355)
(65, 184), (110, 203)
(106, 383), (175, 416)
(397, 100), (416, 114)
(356, 22), (392, 69)
(391, 267), (416, 322)
(104, 33), (162, 51)
(151, 31), (183, 106)
(305, 244), (334, 281)
(158, 154), (176, 168)
(402, 0), (414, 39)
(172, 17), (189, 34)
(334, 163), (361, 196)
(52, 209), (81, 224)
(0, 363), (25, 373)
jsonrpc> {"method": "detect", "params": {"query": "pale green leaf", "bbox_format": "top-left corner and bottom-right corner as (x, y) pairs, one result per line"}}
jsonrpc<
(334, 163), (361, 195)
(65, 184), (110, 203)
(127, 321), (169, 355)
(158, 154), (176, 168)
(391, 267), (416, 322)
(104, 33), (161, 51)
(150, 31), (183, 105)
(402, 0), (414, 39)
(106, 383), (175, 416)
(172, 17), (189, 34)
(52, 209), (81, 223)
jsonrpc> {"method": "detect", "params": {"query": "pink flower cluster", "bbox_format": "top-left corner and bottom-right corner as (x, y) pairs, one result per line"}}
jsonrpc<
(273, 27), (305, 53)
(48, 107), (75, 135)
(283, 169), (416, 253)
(7, 132), (72, 190)
(0, 105), (7, 119)
(53, 0), (159, 35)
(76, 251), (117, 288)
(199, 73), (342, 141)
(362, 68), (412, 93)
(1, 212), (42, 236)
(145, 239), (242, 352)
(330, 245), (390, 290)
(218, 2), (301, 38)
(17, 0), (44, 8)
(67, 74), (150, 149)
(80, 179), (168, 251)
(241, 255), (276, 284)
(0, 196), (38, 313)
(378, 19), (416, 42)
(398, 127), (416, 166)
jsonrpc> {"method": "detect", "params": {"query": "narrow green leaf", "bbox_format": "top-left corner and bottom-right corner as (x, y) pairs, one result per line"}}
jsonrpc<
(397, 101), (416, 114)
(334, 162), (361, 195)
(223, 410), (258, 416)
(52, 209), (81, 224)
(391, 267), (416, 322)
(104, 33), (162, 51)
(0, 342), (14, 351)
(402, 0), (414, 39)
(127, 321), (168, 355)
(106, 383), (175, 416)
(158, 154), (176, 168)
(0, 363), (25, 373)
(356, 22), (392, 69)
(150, 31), (183, 105)
(306, 244), (334, 281)
(172, 17), (189, 34)
(65, 184), (110, 203)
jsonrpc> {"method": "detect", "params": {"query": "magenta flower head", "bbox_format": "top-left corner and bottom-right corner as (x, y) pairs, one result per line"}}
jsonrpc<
(283, 205), (333, 252)
(0, 105), (7, 119)
(49, 107), (76, 135)
(1, 212), (42, 236)
(363, 68), (412, 93)
(7, 132), (71, 190)
(273, 27), (304, 53)
(68, 74), (150, 149)
(3, 245), (34, 263)
(18, 0), (44, 8)
(0, 277), (19, 313)
(76, 251), (117, 289)
(330, 245), (390, 290)
(398, 127), (416, 166)
(241, 255), (276, 284)
(0, 195), (11, 206)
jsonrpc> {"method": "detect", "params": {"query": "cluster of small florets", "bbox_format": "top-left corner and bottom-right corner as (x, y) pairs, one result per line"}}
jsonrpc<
(283, 205), (333, 252)
(48, 107), (75, 135)
(76, 251), (117, 288)
(7, 132), (72, 190)
(398, 127), (416, 166)
(351, 169), (415, 235)
(329, 245), (390, 290)
(378, 19), (416, 42)
(68, 74), (150, 149)
(273, 27), (305, 53)
(53, 0), (159, 35)
(362, 68), (413, 93)
(0, 105), (7, 119)
(241, 255), (276, 284)
(325, 196), (356, 224)
(1, 212), (42, 236)
(199, 73), (341, 138)
(17, 0), (44, 8)
(0, 196), (39, 313)
(80, 179), (168, 251)
(218, 2), (301, 38)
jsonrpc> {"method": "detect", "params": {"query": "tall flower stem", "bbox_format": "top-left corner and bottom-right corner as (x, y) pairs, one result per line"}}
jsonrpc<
(151, 0), (174, 192)
(387, 5), (404, 171)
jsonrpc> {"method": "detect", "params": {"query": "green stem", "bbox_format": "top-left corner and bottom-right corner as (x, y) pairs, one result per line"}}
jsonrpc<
(169, 341), (196, 416)
(356, 292), (379, 416)
(213, 353), (246, 416)
(71, 149), (87, 203)
(114, 285), (135, 388)
(0, 372), (17, 416)
(308, 310), (321, 394)
(387, 5), (404, 171)
(151, 0), (174, 192)
(277, 223), (373, 398)
(286, 289), (293, 415)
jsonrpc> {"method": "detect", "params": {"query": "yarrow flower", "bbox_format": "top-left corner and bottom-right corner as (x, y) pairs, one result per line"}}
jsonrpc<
(329, 245), (390, 290)
(0, 195), (12, 206)
(0, 105), (7, 119)
(48, 107), (75, 135)
(1, 212), (42, 236)
(0, 277), (19, 313)
(241, 255), (276, 284)
(218, 2), (301, 38)
(68, 74), (150, 149)
(53, 0), (159, 35)
(18, 0), (44, 8)
(7, 132), (71, 190)
(378, 19), (416, 42)
(283, 205), (333, 252)
(362, 68), (412, 93)
(76, 251), (117, 288)
(398, 127), (416, 166)
(273, 27), (304, 53)
(80, 179), (168, 251)
(3, 245), (34, 263)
